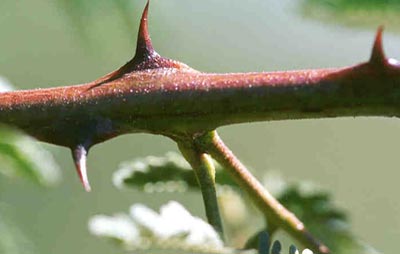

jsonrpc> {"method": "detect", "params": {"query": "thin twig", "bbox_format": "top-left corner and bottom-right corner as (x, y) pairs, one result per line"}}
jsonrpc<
(196, 131), (330, 254)
(178, 140), (225, 240)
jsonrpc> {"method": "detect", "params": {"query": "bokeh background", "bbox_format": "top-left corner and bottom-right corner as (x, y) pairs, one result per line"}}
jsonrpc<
(0, 0), (400, 253)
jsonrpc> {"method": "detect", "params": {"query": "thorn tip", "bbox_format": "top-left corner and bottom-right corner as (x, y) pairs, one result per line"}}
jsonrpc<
(370, 26), (386, 64)
(72, 145), (91, 192)
(135, 0), (155, 59)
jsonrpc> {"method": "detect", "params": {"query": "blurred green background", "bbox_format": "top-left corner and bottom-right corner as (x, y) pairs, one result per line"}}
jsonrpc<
(0, 0), (400, 253)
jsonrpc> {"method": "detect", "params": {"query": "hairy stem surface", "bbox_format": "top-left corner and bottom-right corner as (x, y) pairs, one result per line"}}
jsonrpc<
(1, 3), (398, 252)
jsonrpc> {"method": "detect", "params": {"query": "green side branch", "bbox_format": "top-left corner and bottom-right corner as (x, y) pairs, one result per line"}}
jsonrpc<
(193, 131), (330, 254)
(177, 139), (224, 240)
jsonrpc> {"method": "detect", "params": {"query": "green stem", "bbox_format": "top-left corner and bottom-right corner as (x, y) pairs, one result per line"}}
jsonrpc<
(195, 130), (329, 254)
(177, 140), (224, 239)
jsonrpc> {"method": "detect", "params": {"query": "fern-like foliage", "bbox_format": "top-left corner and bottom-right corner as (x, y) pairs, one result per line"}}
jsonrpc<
(113, 152), (236, 192)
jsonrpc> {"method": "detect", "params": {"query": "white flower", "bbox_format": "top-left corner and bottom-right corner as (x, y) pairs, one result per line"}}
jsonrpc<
(88, 214), (139, 244)
(130, 201), (223, 247)
(89, 201), (224, 252)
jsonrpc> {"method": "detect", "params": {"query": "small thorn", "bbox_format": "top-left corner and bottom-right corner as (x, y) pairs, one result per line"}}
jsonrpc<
(72, 145), (91, 192)
(135, 0), (156, 60)
(370, 26), (386, 64)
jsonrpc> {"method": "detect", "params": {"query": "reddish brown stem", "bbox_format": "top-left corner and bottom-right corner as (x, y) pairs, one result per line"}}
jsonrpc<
(1, 26), (399, 146)
(0, 2), (398, 251)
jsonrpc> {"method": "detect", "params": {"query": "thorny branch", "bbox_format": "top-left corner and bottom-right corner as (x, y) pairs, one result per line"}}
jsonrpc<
(1, 1), (400, 253)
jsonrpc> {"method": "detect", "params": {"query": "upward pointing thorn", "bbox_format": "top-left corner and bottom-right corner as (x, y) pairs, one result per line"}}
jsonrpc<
(370, 26), (386, 65)
(135, 0), (156, 60)
(72, 145), (91, 192)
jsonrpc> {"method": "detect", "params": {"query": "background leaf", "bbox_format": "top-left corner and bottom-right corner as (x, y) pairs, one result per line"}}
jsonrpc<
(277, 183), (380, 253)
(302, 0), (400, 32)
(0, 204), (36, 254)
(113, 152), (236, 192)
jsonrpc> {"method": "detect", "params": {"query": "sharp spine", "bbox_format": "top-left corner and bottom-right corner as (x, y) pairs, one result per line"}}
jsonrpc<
(72, 144), (91, 192)
(135, 0), (157, 60)
(370, 26), (386, 65)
